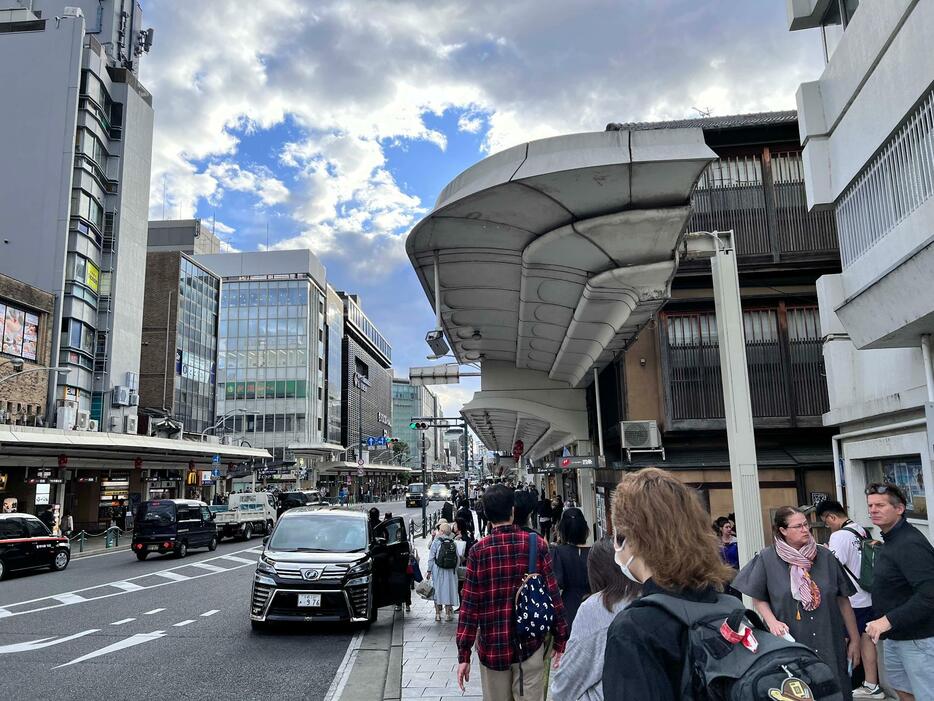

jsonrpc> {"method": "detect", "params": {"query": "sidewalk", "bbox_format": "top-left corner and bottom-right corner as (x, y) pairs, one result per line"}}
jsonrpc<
(401, 536), (483, 701)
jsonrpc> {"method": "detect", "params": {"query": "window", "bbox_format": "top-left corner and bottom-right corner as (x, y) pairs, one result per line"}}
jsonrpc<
(868, 456), (927, 520)
(24, 518), (50, 537)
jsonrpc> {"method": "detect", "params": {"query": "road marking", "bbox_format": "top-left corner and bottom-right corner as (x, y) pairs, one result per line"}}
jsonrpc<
(152, 570), (190, 582)
(0, 546), (260, 620)
(110, 618), (136, 626)
(323, 628), (366, 701)
(172, 619), (195, 627)
(51, 593), (87, 605)
(110, 581), (144, 592)
(143, 608), (165, 615)
(246, 547), (263, 553)
(0, 629), (100, 654)
(53, 631), (167, 669)
(189, 562), (226, 573)
(200, 610), (219, 617)
(218, 555), (255, 564)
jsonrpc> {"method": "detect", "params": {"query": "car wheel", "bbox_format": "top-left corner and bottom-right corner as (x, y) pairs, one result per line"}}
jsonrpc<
(136, 551), (148, 561)
(208, 536), (218, 552)
(51, 549), (70, 572)
(0, 558), (6, 580)
(242, 524), (253, 541)
(176, 541), (188, 558)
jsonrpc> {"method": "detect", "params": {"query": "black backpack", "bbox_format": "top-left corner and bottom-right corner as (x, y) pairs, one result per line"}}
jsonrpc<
(434, 538), (458, 569)
(633, 593), (843, 701)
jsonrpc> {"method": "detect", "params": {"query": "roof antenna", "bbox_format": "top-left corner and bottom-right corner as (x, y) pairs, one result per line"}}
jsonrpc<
(692, 106), (712, 117)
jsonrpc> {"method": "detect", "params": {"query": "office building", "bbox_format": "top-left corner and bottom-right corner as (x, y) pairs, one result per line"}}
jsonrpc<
(324, 286), (344, 447)
(196, 250), (328, 462)
(788, 1), (934, 535)
(0, 1), (154, 431)
(391, 377), (443, 470)
(147, 219), (222, 255)
(139, 251), (220, 435)
(339, 293), (393, 461)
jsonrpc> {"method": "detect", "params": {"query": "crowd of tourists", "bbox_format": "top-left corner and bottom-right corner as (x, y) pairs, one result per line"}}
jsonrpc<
(409, 470), (934, 701)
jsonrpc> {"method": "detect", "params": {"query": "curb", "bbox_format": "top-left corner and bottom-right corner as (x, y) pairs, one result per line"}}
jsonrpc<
(72, 544), (131, 559)
(330, 608), (403, 701)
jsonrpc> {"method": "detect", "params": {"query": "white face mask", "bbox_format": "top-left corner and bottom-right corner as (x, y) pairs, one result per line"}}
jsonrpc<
(613, 537), (642, 584)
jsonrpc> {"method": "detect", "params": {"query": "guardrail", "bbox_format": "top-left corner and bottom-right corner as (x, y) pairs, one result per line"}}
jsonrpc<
(67, 526), (130, 553)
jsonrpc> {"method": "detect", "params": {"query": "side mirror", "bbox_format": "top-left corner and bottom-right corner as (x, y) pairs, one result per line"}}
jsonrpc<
(210, 512), (216, 521)
(262, 536), (269, 545)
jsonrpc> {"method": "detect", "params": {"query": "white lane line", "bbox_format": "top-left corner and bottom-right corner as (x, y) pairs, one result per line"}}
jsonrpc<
(52, 631), (167, 669)
(200, 610), (219, 617)
(0, 546), (260, 620)
(152, 571), (190, 582)
(110, 618), (135, 626)
(189, 562), (226, 573)
(218, 555), (255, 565)
(172, 619), (195, 627)
(143, 608), (165, 615)
(246, 547), (263, 553)
(323, 628), (366, 701)
(110, 581), (144, 592)
(0, 629), (100, 655)
(51, 594), (87, 605)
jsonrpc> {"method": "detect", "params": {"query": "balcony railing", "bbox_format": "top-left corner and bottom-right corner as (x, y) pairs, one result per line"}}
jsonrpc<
(687, 151), (838, 259)
(660, 305), (829, 427)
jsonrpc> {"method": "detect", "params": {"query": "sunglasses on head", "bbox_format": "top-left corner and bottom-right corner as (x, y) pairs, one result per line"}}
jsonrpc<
(865, 483), (907, 504)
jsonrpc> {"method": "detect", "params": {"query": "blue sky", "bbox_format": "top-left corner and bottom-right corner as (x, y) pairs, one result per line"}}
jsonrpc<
(138, 0), (823, 413)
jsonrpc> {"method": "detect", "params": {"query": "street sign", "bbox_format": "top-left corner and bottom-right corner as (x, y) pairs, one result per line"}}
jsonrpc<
(357, 459), (365, 467)
(558, 455), (605, 469)
(357, 466), (364, 476)
(366, 437), (377, 447)
(212, 454), (220, 464)
(211, 468), (221, 478)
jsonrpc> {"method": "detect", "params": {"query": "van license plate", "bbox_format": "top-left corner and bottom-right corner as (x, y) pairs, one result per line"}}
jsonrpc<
(147, 545), (160, 551)
(298, 594), (321, 607)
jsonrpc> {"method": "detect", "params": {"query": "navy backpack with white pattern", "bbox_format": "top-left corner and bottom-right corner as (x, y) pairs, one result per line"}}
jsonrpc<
(514, 531), (555, 642)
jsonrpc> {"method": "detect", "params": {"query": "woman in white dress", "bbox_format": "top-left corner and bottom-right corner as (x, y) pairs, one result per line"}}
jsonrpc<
(427, 521), (460, 621)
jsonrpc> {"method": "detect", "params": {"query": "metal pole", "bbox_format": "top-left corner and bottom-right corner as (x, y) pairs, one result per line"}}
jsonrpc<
(593, 367), (605, 459)
(433, 251), (442, 330)
(421, 431), (427, 537)
(711, 234), (765, 566)
(462, 421), (469, 498)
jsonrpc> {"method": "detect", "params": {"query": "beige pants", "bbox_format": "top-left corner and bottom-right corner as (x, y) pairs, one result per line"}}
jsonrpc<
(480, 646), (546, 701)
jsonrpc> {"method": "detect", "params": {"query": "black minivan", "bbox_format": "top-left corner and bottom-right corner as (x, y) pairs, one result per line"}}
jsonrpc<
(132, 499), (218, 560)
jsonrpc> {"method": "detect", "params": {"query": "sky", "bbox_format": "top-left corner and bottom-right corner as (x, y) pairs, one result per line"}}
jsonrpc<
(138, 0), (824, 416)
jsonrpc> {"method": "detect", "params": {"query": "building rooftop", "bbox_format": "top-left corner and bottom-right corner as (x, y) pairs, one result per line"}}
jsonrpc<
(607, 110), (798, 132)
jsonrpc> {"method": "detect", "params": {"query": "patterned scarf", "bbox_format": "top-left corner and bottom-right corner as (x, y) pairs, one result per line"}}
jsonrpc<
(774, 535), (821, 612)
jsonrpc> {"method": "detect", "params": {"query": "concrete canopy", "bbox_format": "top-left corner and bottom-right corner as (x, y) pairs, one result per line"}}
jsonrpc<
(406, 129), (715, 455)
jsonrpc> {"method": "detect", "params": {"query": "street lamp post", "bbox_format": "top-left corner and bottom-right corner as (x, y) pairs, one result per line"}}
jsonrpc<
(682, 230), (764, 567)
(200, 407), (247, 441)
(0, 365), (70, 387)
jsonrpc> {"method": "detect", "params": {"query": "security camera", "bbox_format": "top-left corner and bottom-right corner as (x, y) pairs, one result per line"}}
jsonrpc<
(425, 329), (450, 357)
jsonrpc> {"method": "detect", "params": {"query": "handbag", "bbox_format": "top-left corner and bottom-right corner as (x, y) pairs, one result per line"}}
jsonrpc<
(415, 578), (434, 600)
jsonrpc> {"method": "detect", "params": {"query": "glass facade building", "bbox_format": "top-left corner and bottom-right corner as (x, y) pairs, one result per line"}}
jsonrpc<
(325, 286), (344, 446)
(174, 257), (219, 433)
(391, 378), (443, 470)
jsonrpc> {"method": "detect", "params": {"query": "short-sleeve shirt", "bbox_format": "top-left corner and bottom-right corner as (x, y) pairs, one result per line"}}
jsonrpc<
(827, 523), (872, 609)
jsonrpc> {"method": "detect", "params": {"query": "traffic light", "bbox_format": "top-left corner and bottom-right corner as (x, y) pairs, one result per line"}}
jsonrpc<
(409, 421), (429, 430)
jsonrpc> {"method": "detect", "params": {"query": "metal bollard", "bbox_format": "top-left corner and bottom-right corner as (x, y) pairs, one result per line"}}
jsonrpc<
(79, 531), (85, 553)
(105, 530), (113, 548)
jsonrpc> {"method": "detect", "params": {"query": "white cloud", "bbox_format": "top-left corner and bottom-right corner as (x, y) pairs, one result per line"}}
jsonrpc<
(206, 162), (290, 206)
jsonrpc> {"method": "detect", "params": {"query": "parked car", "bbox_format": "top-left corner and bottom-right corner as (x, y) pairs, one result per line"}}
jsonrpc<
(250, 508), (409, 629)
(405, 482), (425, 508)
(427, 483), (450, 501)
(0, 513), (70, 579)
(212, 492), (278, 541)
(131, 499), (217, 560)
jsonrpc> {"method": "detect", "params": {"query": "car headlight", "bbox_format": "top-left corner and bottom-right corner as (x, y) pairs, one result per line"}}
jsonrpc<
(348, 560), (371, 576)
(256, 556), (277, 576)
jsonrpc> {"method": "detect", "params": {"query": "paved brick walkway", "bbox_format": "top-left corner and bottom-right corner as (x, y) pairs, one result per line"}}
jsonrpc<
(401, 537), (483, 701)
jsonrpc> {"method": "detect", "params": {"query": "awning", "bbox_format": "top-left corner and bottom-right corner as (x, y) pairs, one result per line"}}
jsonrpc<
(0, 425), (272, 468)
(318, 460), (413, 476)
(615, 445), (833, 470)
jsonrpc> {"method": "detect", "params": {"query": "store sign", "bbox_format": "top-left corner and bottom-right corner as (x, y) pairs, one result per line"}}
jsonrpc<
(558, 456), (605, 469)
(86, 261), (100, 292)
(0, 473), (6, 490)
(25, 478), (65, 484)
(77, 476), (97, 483)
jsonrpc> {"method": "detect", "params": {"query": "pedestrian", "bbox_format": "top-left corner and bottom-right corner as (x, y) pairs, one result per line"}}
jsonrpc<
(368, 507), (381, 532)
(428, 521), (460, 622)
(601, 467), (736, 699)
(733, 506), (860, 700)
(550, 536), (640, 701)
(714, 515), (742, 599)
(441, 499), (455, 523)
(456, 484), (569, 699)
(537, 495), (553, 541)
(62, 511), (74, 538)
(816, 499), (883, 699)
(551, 507), (591, 627)
(38, 507), (54, 531)
(513, 489), (537, 533)
(476, 490), (487, 536)
(406, 547), (421, 614)
(862, 483), (934, 701)
(456, 498), (474, 539)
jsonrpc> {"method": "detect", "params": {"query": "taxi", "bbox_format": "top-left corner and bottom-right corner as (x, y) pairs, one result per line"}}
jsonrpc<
(0, 512), (71, 579)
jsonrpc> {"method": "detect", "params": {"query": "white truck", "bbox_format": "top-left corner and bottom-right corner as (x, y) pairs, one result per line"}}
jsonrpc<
(211, 492), (277, 541)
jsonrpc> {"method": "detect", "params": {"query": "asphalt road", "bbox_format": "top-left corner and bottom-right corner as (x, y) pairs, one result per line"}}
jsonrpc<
(0, 500), (434, 701)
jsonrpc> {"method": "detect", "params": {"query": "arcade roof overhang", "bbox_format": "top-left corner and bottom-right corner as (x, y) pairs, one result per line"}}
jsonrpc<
(405, 128), (716, 454)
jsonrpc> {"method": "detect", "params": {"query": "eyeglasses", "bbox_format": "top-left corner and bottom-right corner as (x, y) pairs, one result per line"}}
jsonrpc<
(783, 523), (811, 531)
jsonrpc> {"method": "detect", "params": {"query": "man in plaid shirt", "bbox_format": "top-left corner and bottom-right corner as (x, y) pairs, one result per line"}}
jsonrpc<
(456, 484), (569, 699)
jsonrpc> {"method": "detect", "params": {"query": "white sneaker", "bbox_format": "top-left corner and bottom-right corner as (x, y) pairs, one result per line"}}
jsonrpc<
(852, 683), (885, 699)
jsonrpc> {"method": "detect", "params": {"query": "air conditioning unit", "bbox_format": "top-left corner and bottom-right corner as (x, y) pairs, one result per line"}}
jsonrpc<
(75, 409), (91, 431)
(88, 419), (99, 432)
(57, 405), (77, 430)
(125, 415), (139, 435)
(129, 391), (139, 406)
(620, 420), (662, 450)
(219, 434), (232, 446)
(112, 386), (130, 406)
(109, 415), (122, 432)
